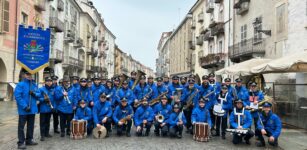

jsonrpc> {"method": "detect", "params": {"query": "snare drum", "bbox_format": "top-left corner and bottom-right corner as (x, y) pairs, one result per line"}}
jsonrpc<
(213, 104), (225, 116)
(71, 120), (87, 140)
(193, 122), (210, 142)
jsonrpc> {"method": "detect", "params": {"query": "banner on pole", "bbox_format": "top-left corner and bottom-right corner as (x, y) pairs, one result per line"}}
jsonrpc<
(17, 25), (51, 74)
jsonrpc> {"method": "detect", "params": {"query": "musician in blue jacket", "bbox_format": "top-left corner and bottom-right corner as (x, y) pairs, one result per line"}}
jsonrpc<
(246, 82), (264, 128)
(118, 80), (135, 106)
(181, 79), (200, 134)
(153, 95), (172, 137)
(14, 69), (40, 149)
(229, 99), (254, 145)
(134, 98), (154, 136)
(73, 100), (93, 135)
(38, 77), (56, 141)
(51, 75), (60, 134)
(128, 71), (137, 89)
(256, 102), (282, 147)
(234, 78), (249, 106)
(147, 76), (158, 102)
(199, 75), (215, 110)
(55, 77), (75, 137)
(112, 98), (133, 137)
(191, 98), (212, 129)
(167, 75), (183, 102)
(208, 73), (221, 95)
(213, 84), (233, 139)
(93, 93), (113, 137)
(91, 75), (105, 105)
(168, 104), (186, 138)
(104, 79), (116, 103)
(76, 78), (93, 106)
(133, 75), (152, 107)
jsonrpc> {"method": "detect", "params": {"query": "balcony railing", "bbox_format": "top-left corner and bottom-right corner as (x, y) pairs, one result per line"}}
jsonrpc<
(229, 38), (265, 63)
(34, 0), (46, 11)
(50, 49), (63, 64)
(211, 22), (224, 36)
(206, 0), (214, 13)
(200, 52), (227, 69)
(49, 17), (64, 32)
(86, 65), (94, 72)
(57, 0), (64, 11)
(234, 0), (250, 15)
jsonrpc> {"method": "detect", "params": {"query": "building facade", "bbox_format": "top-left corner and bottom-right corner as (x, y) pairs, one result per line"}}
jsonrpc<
(169, 14), (193, 77)
(156, 31), (172, 77)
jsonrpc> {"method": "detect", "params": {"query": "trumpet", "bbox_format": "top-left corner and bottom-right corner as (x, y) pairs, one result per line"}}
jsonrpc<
(63, 89), (71, 104)
(156, 114), (164, 123)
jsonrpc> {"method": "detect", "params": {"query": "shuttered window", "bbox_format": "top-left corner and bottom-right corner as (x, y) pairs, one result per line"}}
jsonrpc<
(3, 0), (9, 32)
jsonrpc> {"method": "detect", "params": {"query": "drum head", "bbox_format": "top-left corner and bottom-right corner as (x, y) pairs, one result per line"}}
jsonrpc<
(93, 126), (107, 139)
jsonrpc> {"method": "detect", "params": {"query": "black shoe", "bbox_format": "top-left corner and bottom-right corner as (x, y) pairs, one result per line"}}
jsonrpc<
(126, 132), (131, 137)
(176, 134), (182, 139)
(66, 132), (70, 136)
(222, 135), (226, 140)
(54, 130), (60, 134)
(245, 139), (250, 145)
(45, 134), (52, 138)
(106, 132), (110, 138)
(18, 144), (26, 149)
(60, 133), (65, 137)
(145, 132), (149, 136)
(256, 141), (265, 147)
(40, 137), (45, 141)
(155, 131), (160, 136)
(213, 133), (220, 136)
(26, 141), (38, 146)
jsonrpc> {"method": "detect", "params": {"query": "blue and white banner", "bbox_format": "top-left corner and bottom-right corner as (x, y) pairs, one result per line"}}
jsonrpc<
(17, 25), (51, 74)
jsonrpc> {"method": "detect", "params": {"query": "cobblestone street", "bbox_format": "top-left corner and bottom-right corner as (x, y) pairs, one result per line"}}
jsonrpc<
(0, 101), (283, 150)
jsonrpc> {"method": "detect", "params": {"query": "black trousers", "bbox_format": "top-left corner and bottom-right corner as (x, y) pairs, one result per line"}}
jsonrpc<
(116, 120), (132, 135)
(215, 116), (227, 136)
(18, 115), (35, 145)
(232, 129), (254, 144)
(136, 122), (152, 136)
(255, 129), (279, 146)
(154, 121), (169, 136)
(39, 113), (51, 137)
(52, 111), (59, 131)
(209, 109), (215, 130)
(98, 117), (112, 132)
(169, 125), (183, 137)
(183, 108), (192, 130)
(58, 111), (73, 134)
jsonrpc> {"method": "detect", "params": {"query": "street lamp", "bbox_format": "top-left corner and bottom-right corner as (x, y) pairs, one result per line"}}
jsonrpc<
(252, 18), (271, 36)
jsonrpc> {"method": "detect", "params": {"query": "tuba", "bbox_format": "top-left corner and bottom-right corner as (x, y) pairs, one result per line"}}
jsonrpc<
(117, 73), (129, 91)
(131, 70), (146, 90)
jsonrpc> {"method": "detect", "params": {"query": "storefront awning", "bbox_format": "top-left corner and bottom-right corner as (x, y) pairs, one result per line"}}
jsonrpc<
(251, 51), (307, 74)
(216, 58), (272, 76)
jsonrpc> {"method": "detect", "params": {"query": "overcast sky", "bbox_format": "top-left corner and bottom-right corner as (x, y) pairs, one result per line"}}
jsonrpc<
(92, 0), (196, 71)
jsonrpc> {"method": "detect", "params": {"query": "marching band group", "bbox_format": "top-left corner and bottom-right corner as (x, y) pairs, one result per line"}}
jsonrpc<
(15, 69), (282, 149)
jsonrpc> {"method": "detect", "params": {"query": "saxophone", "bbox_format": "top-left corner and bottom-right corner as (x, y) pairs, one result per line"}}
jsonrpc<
(183, 88), (199, 110)
(149, 91), (168, 106)
(134, 88), (153, 107)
